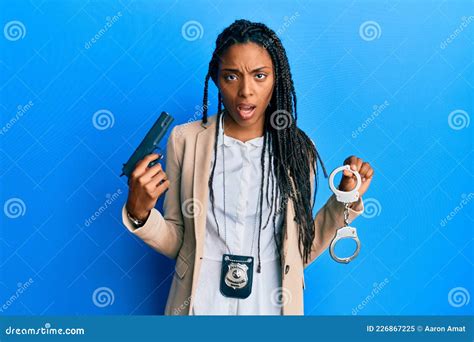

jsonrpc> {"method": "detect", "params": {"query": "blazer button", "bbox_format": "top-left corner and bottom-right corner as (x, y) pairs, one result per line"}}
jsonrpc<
(285, 265), (290, 274)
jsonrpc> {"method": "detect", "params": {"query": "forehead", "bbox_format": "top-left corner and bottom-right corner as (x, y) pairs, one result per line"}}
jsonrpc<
(219, 42), (273, 68)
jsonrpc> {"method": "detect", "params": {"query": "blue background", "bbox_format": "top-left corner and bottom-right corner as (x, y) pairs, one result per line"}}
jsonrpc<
(0, 0), (472, 316)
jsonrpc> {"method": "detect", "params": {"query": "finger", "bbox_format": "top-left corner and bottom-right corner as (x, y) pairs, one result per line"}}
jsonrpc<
(343, 169), (353, 177)
(343, 155), (357, 166)
(132, 153), (161, 178)
(144, 173), (167, 195)
(343, 156), (357, 177)
(344, 155), (360, 172)
(136, 163), (163, 186)
(352, 158), (363, 172)
(143, 161), (163, 179)
(147, 171), (167, 187)
(359, 162), (371, 178)
(365, 168), (374, 179)
(153, 179), (170, 197)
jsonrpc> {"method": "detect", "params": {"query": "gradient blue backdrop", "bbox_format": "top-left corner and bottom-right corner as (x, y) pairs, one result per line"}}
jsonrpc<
(1, 0), (472, 316)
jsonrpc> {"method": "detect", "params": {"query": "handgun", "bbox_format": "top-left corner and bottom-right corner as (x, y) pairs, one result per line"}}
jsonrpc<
(121, 111), (174, 178)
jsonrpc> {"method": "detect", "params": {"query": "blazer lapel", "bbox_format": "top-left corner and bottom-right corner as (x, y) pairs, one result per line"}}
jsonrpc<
(193, 115), (218, 258)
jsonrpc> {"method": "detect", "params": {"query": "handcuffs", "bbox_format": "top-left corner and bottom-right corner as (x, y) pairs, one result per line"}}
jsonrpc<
(328, 165), (362, 264)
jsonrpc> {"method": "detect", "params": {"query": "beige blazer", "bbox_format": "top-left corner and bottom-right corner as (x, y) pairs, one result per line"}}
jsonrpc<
(121, 113), (364, 315)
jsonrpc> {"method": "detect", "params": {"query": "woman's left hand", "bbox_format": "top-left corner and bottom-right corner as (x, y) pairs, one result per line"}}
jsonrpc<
(338, 155), (374, 198)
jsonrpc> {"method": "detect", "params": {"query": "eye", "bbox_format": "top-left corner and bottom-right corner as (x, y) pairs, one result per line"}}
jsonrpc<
(224, 74), (237, 81)
(255, 73), (267, 80)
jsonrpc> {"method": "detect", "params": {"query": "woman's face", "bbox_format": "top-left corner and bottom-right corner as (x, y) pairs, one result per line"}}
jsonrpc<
(217, 42), (274, 129)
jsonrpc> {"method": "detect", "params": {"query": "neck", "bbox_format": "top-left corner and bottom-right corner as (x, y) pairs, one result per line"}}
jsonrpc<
(223, 112), (265, 143)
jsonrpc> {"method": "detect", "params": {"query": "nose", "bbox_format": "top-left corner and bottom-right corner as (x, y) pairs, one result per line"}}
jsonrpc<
(238, 75), (254, 98)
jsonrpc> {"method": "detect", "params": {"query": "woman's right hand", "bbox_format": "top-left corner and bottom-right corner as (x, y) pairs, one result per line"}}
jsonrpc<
(126, 153), (170, 222)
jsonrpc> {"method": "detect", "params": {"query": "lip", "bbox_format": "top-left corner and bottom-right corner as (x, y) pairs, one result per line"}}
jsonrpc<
(236, 103), (257, 120)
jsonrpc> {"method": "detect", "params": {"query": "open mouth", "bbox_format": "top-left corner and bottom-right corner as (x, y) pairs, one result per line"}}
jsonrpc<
(236, 104), (256, 120)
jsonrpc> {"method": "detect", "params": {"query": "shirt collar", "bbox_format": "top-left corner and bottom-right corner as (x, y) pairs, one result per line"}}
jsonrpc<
(217, 113), (264, 148)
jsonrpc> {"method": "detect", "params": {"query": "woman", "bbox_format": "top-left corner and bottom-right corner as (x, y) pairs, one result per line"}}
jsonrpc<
(122, 19), (374, 315)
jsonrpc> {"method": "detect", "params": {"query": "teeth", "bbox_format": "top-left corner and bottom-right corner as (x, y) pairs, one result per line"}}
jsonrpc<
(239, 105), (254, 110)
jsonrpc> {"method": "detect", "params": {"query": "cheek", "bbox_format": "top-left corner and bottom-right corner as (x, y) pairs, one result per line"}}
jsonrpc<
(219, 84), (236, 102)
(262, 81), (274, 102)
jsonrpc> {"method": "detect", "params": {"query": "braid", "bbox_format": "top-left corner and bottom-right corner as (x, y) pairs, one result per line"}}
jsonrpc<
(202, 19), (328, 271)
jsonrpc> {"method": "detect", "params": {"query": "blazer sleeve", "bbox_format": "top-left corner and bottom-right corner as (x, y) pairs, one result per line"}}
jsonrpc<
(121, 126), (184, 259)
(303, 164), (365, 268)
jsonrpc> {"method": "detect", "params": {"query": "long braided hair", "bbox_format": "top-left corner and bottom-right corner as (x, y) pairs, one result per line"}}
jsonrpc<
(202, 19), (328, 272)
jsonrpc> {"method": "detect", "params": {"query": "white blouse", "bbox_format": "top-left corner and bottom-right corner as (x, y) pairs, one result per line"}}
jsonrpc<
(192, 114), (284, 315)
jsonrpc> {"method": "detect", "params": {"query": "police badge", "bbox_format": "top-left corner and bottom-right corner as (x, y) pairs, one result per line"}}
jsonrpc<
(220, 254), (254, 299)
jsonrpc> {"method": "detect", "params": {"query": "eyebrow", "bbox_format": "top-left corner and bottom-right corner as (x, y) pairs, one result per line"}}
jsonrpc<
(220, 66), (271, 73)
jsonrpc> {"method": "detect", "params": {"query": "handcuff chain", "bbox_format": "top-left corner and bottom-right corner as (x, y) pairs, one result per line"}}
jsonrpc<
(344, 202), (350, 226)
